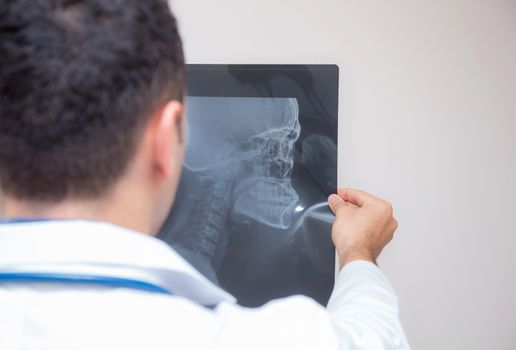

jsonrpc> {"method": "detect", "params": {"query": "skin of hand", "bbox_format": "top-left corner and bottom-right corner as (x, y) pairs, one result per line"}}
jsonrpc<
(328, 188), (398, 269)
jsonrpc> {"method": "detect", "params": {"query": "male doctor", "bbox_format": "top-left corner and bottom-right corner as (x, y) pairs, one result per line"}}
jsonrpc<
(0, 0), (409, 349)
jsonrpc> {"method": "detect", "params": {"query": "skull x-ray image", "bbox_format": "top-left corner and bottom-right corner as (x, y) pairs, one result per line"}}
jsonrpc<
(158, 65), (339, 307)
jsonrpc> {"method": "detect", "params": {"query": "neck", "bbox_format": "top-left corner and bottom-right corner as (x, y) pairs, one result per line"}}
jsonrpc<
(1, 191), (154, 235)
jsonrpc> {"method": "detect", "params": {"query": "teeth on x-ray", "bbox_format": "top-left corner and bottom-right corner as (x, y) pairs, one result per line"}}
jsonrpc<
(184, 97), (301, 229)
(232, 177), (299, 229)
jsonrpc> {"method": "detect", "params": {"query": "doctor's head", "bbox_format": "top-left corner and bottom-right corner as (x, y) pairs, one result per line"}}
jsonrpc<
(0, 0), (186, 234)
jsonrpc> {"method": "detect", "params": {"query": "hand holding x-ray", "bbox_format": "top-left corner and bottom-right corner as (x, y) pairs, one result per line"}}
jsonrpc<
(329, 189), (398, 268)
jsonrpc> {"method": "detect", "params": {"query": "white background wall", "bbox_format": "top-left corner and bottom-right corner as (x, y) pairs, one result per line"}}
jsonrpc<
(169, 0), (516, 349)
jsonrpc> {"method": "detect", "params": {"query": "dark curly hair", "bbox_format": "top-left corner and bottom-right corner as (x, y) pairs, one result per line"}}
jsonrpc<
(0, 0), (185, 201)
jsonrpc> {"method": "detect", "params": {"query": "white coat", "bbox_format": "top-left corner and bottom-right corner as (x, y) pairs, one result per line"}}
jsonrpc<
(0, 220), (410, 349)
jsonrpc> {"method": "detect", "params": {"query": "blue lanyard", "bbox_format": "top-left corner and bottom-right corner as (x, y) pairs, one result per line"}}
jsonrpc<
(0, 218), (174, 296)
(0, 218), (53, 224)
(0, 272), (174, 296)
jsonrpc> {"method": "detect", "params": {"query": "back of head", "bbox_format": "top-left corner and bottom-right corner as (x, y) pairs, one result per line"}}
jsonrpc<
(0, 0), (185, 202)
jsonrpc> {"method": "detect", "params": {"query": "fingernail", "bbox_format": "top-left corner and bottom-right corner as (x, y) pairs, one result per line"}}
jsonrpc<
(328, 194), (340, 205)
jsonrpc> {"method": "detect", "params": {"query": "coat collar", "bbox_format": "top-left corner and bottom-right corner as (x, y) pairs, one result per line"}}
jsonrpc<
(0, 220), (236, 306)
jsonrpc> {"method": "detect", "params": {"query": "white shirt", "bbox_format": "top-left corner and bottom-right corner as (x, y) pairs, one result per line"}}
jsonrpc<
(0, 220), (409, 350)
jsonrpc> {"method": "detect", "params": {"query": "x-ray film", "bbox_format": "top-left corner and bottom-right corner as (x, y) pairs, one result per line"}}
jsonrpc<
(159, 65), (339, 306)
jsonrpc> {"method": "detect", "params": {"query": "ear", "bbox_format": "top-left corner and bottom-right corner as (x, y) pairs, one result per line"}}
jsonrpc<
(150, 100), (184, 180)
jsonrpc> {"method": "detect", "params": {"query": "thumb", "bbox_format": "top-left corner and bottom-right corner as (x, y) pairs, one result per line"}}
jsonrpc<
(328, 194), (347, 215)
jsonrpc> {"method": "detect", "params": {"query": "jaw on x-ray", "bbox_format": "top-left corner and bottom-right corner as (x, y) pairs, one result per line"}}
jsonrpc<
(159, 65), (338, 307)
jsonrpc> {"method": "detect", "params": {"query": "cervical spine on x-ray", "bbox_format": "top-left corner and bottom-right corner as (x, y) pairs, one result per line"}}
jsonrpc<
(184, 97), (301, 229)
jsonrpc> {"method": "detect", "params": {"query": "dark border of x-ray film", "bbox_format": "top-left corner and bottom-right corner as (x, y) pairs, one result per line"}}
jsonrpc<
(161, 64), (339, 306)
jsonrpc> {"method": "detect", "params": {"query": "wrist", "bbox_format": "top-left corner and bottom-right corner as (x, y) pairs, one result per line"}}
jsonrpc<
(339, 250), (376, 269)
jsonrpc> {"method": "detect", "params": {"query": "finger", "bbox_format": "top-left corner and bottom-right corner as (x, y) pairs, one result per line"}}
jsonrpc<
(337, 188), (378, 207)
(383, 218), (398, 241)
(328, 194), (347, 215)
(345, 201), (360, 208)
(390, 218), (399, 232)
